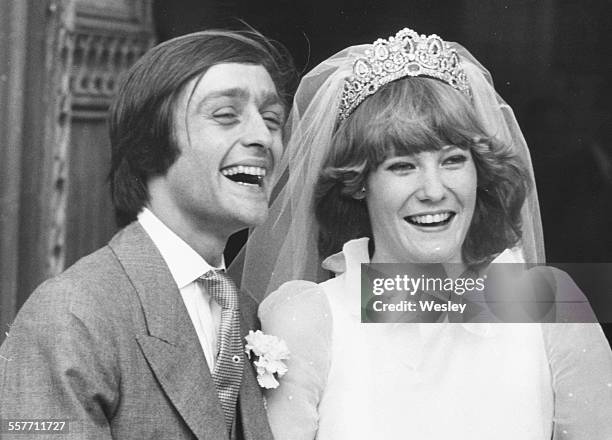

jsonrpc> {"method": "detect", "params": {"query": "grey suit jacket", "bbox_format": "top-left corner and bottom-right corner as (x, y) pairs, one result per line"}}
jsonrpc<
(0, 223), (273, 440)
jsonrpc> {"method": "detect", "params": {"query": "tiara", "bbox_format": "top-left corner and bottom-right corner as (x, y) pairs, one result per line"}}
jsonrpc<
(337, 28), (471, 123)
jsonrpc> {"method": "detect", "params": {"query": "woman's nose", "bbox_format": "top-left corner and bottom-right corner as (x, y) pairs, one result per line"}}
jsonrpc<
(416, 168), (446, 202)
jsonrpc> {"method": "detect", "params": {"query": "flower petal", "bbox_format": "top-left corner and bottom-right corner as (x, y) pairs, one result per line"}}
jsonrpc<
(257, 372), (280, 389)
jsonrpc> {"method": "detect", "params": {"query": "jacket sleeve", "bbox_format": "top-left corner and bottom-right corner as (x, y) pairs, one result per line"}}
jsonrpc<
(0, 279), (120, 439)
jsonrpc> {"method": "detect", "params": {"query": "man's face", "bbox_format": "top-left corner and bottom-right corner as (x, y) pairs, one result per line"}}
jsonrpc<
(157, 63), (285, 237)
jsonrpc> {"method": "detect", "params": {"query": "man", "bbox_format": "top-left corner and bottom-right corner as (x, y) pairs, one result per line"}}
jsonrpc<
(0, 30), (296, 439)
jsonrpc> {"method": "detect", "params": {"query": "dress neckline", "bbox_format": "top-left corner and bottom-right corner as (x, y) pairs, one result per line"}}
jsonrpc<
(319, 237), (526, 338)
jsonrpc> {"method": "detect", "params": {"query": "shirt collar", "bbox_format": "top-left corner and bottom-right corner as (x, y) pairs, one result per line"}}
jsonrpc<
(321, 237), (370, 275)
(138, 208), (225, 289)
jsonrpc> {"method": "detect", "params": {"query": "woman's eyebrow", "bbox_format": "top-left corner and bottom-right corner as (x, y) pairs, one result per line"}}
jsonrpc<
(441, 144), (461, 151)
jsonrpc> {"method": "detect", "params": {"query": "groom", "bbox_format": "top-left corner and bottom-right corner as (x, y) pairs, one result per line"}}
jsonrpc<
(0, 30), (296, 439)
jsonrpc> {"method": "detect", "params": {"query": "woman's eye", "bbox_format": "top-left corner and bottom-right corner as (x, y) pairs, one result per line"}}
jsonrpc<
(443, 154), (468, 166)
(387, 161), (416, 172)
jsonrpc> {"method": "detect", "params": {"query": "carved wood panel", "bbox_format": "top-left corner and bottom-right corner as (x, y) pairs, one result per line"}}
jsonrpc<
(70, 31), (153, 120)
(0, 1), (155, 335)
(57, 0), (154, 271)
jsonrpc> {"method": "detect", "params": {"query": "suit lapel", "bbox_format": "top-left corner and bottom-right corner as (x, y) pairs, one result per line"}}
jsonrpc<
(109, 223), (228, 440)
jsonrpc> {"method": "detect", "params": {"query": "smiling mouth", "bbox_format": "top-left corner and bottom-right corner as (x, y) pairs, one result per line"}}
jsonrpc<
(405, 211), (455, 227)
(220, 165), (267, 187)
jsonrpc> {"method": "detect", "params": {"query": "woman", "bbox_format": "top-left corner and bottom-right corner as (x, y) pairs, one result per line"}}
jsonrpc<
(235, 28), (612, 439)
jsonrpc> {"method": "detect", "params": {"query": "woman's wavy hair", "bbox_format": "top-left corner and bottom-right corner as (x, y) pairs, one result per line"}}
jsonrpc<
(314, 77), (531, 266)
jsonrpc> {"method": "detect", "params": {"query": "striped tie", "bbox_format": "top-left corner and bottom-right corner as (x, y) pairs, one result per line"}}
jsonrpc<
(200, 270), (244, 432)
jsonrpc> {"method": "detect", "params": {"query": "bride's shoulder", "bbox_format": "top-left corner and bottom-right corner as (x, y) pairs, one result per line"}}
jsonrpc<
(259, 280), (331, 326)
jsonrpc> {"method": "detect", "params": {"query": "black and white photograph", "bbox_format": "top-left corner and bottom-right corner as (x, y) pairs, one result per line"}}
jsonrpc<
(1, 0), (611, 438)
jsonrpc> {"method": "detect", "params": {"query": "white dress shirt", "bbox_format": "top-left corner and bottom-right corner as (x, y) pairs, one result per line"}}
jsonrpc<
(138, 208), (222, 371)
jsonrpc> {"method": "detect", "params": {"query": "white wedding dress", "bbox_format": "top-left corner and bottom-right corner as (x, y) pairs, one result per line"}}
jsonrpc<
(260, 238), (612, 440)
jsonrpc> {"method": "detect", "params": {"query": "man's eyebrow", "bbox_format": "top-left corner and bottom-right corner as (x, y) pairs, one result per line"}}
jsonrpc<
(196, 87), (249, 110)
(195, 87), (283, 111)
(260, 91), (283, 108)
(260, 92), (287, 121)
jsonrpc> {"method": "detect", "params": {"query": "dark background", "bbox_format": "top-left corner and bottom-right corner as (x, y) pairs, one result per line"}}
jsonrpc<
(153, 0), (612, 338)
(5, 1), (607, 348)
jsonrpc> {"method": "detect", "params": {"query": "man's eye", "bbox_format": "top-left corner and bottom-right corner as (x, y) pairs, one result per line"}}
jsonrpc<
(262, 112), (282, 130)
(213, 109), (239, 123)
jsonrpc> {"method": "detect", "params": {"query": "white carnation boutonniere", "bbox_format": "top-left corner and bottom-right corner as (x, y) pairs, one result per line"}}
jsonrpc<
(244, 330), (290, 389)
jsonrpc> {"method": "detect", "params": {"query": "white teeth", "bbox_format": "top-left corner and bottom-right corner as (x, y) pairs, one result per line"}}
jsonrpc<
(220, 166), (267, 177)
(410, 212), (452, 224)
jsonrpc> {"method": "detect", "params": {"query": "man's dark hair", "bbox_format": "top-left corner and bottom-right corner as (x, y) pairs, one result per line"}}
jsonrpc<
(109, 29), (297, 227)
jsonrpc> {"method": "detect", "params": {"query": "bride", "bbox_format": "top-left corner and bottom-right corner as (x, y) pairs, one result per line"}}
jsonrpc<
(234, 28), (612, 439)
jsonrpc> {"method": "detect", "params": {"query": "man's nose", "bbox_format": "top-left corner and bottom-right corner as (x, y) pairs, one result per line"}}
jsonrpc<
(416, 168), (446, 202)
(242, 112), (274, 152)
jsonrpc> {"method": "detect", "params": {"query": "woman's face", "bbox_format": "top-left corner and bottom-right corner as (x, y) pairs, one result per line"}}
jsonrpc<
(365, 145), (477, 264)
